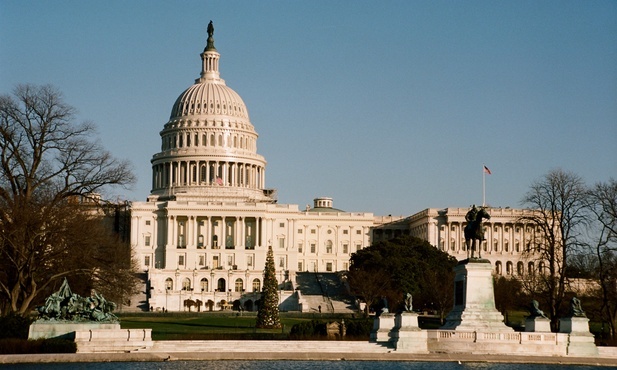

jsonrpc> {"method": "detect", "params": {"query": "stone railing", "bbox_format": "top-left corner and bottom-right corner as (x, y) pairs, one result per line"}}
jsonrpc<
(426, 330), (568, 356)
(75, 328), (153, 353)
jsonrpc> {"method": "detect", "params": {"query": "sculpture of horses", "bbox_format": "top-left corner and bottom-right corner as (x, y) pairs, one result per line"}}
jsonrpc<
(465, 207), (491, 259)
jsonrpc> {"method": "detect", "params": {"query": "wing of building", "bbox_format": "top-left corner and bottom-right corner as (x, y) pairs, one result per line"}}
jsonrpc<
(373, 207), (545, 277)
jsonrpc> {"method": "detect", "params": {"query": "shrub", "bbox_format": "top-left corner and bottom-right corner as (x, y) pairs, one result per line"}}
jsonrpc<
(0, 313), (32, 339)
(40, 339), (77, 353)
(344, 318), (372, 338)
(289, 320), (326, 339)
(0, 338), (76, 354)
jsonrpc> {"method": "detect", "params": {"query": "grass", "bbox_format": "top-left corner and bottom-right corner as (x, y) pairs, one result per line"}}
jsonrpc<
(117, 312), (351, 340)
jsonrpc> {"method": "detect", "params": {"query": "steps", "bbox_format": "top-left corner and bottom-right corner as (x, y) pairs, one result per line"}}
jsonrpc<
(295, 273), (356, 313)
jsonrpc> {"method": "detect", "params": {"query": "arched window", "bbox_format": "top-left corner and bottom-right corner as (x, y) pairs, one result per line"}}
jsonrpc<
(517, 262), (524, 276)
(538, 261), (545, 274)
(326, 240), (333, 254)
(528, 262), (535, 275)
(515, 240), (520, 253)
(182, 277), (191, 291)
(200, 278), (208, 292)
(504, 240), (509, 252)
(493, 239), (499, 252)
(235, 278), (243, 292)
(252, 278), (261, 292)
(165, 278), (173, 290)
(506, 261), (513, 275)
(217, 278), (226, 292)
(495, 261), (502, 275)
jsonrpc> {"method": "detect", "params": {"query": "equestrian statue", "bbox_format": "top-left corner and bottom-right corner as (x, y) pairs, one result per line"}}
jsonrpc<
(464, 205), (491, 259)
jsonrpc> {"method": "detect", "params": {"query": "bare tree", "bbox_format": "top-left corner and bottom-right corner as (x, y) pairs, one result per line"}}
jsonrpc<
(520, 169), (588, 330)
(0, 84), (136, 315)
(586, 179), (617, 339)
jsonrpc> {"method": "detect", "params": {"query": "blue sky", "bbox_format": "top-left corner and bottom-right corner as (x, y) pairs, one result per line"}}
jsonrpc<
(1, 1), (616, 216)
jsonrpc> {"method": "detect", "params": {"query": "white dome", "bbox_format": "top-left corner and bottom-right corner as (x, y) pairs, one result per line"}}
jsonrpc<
(170, 80), (249, 120)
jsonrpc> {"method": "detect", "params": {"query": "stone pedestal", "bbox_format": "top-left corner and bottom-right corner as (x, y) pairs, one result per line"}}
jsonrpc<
(391, 312), (428, 353)
(441, 259), (512, 332)
(370, 313), (395, 343)
(28, 322), (121, 340)
(559, 317), (598, 356)
(525, 317), (551, 332)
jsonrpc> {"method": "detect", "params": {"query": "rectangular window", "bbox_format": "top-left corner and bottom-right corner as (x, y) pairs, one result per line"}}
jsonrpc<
(247, 255), (253, 267)
(311, 229), (316, 234)
(279, 238), (285, 249)
(298, 243), (303, 253)
(144, 256), (150, 266)
(178, 255), (185, 266)
(310, 244), (316, 253)
(213, 256), (219, 268)
(145, 235), (151, 246)
(298, 229), (302, 234)
(343, 262), (348, 270)
(199, 255), (205, 266)
(343, 244), (348, 254)
(298, 261), (303, 271)
(356, 230), (361, 235)
(145, 220), (151, 226)
(326, 262), (333, 272)
(228, 255), (234, 266)
(279, 257), (285, 268)
(343, 230), (348, 235)
(279, 222), (285, 228)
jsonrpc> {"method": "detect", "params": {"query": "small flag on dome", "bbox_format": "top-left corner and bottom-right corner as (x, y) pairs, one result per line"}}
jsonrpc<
(483, 165), (492, 175)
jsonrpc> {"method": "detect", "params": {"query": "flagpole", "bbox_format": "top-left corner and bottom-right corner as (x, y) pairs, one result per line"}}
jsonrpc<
(482, 165), (486, 207)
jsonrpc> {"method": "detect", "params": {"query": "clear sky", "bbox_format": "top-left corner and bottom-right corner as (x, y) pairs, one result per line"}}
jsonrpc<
(1, 0), (616, 216)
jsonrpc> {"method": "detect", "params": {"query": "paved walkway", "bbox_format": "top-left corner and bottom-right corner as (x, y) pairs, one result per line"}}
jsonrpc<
(1, 340), (616, 366)
(1, 351), (616, 366)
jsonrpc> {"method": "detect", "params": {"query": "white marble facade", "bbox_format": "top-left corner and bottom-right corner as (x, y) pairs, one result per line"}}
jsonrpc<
(130, 29), (373, 312)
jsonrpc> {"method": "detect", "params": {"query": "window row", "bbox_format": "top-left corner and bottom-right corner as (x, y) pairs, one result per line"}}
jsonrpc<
(162, 132), (255, 152)
(164, 276), (261, 293)
(494, 261), (545, 276)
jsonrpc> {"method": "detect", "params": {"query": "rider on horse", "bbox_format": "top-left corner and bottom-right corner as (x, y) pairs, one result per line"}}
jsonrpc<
(464, 205), (490, 259)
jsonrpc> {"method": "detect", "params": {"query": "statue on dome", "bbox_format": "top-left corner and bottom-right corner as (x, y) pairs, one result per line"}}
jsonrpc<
(207, 20), (214, 38)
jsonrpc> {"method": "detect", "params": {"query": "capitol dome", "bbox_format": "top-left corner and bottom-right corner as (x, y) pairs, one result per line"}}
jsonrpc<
(170, 82), (249, 120)
(148, 22), (272, 203)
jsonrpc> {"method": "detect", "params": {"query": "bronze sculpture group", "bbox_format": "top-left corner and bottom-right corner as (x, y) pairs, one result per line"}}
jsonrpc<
(36, 278), (117, 322)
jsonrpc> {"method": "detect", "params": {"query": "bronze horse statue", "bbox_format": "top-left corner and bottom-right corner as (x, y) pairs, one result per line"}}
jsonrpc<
(465, 207), (490, 259)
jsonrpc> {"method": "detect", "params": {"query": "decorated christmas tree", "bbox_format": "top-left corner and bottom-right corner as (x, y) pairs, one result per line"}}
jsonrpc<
(255, 246), (281, 329)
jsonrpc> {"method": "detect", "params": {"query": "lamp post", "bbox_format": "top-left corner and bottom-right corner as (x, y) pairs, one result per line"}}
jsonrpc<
(175, 269), (180, 312)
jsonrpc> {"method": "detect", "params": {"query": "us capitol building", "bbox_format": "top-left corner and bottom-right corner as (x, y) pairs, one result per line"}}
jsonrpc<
(130, 25), (541, 312)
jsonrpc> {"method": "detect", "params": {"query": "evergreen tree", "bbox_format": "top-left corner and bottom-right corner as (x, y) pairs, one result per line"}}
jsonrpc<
(256, 246), (281, 329)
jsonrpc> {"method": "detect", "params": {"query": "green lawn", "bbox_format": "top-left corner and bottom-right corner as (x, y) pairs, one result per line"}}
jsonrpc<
(117, 312), (343, 340)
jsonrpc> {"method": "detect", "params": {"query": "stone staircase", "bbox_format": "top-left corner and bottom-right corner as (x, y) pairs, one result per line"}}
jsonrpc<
(119, 273), (149, 312)
(136, 340), (393, 354)
(295, 272), (356, 313)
